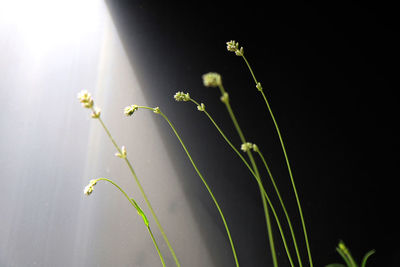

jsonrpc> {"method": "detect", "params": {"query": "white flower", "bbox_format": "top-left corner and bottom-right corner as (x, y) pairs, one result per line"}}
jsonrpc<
(77, 90), (94, 108)
(226, 40), (244, 56)
(202, 72), (221, 88)
(83, 179), (97, 196)
(153, 107), (161, 114)
(174, 92), (190, 102)
(115, 146), (127, 159)
(124, 105), (139, 116)
(241, 142), (253, 152)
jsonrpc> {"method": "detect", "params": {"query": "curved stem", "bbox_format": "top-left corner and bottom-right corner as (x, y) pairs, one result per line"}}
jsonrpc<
(216, 84), (278, 267)
(149, 108), (240, 267)
(242, 54), (313, 267)
(94, 178), (166, 266)
(95, 115), (181, 267)
(190, 99), (295, 266)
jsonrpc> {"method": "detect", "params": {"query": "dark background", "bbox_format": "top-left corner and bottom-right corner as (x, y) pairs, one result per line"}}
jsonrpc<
(104, 1), (398, 266)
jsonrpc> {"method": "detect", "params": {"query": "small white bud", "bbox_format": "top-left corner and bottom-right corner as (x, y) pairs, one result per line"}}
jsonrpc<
(256, 82), (263, 91)
(115, 146), (127, 159)
(197, 103), (205, 112)
(83, 179), (97, 196)
(252, 144), (259, 152)
(235, 47), (244, 56)
(153, 107), (161, 114)
(220, 92), (229, 103)
(91, 107), (101, 118)
(124, 105), (139, 116)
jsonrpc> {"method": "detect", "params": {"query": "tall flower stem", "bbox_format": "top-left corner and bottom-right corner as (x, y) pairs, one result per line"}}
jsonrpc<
(93, 178), (166, 267)
(241, 54), (313, 267)
(189, 98), (296, 266)
(94, 114), (181, 267)
(255, 148), (303, 267)
(136, 106), (240, 267)
(217, 84), (278, 267)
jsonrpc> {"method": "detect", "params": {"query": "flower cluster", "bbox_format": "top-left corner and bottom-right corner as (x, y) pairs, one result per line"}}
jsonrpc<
(241, 142), (258, 152)
(77, 90), (94, 108)
(84, 179), (97, 196)
(115, 146), (127, 159)
(174, 91), (190, 102)
(124, 105), (139, 116)
(77, 90), (101, 118)
(226, 40), (244, 56)
(202, 72), (221, 88)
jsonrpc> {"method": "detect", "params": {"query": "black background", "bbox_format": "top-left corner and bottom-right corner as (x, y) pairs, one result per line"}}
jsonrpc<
(104, 1), (398, 266)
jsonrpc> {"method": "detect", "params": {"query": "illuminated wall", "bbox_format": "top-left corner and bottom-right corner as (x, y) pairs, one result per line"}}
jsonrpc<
(0, 1), (232, 266)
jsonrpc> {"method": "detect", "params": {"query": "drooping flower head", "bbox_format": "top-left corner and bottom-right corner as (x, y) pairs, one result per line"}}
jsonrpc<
(174, 91), (190, 102)
(202, 72), (222, 88)
(83, 179), (97, 196)
(124, 105), (139, 116)
(77, 90), (94, 108)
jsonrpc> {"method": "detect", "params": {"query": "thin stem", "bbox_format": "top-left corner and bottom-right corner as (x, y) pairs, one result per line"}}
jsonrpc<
(190, 98), (295, 266)
(94, 114), (181, 267)
(242, 54), (313, 267)
(216, 85), (278, 267)
(137, 106), (240, 267)
(148, 227), (167, 267)
(94, 178), (166, 266)
(256, 148), (303, 267)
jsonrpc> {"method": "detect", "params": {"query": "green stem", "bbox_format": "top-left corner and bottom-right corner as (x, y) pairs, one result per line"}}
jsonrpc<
(242, 54), (313, 267)
(190, 98), (295, 267)
(148, 227), (167, 267)
(137, 106), (240, 267)
(94, 178), (166, 267)
(256, 149), (303, 267)
(217, 84), (278, 267)
(95, 115), (181, 267)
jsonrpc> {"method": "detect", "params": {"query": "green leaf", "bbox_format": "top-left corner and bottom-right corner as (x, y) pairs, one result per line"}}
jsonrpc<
(325, 264), (346, 267)
(361, 250), (375, 267)
(130, 198), (149, 227)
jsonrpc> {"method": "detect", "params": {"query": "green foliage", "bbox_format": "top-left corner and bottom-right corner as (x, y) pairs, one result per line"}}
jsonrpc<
(326, 241), (375, 267)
